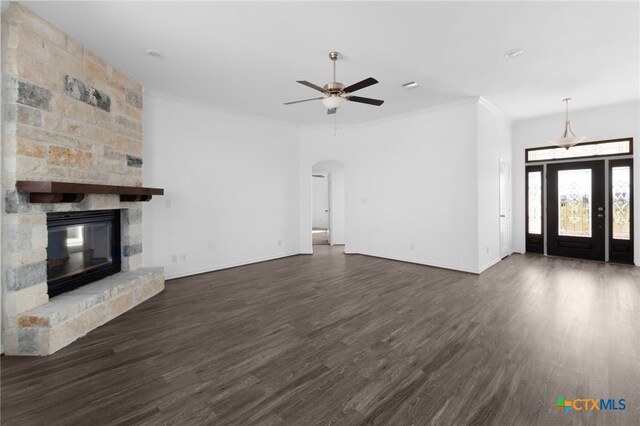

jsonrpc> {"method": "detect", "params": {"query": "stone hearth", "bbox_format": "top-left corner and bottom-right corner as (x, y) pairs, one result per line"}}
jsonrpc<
(17, 267), (163, 355)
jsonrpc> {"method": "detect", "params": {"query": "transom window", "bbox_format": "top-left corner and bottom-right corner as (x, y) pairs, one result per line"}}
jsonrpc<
(526, 138), (632, 163)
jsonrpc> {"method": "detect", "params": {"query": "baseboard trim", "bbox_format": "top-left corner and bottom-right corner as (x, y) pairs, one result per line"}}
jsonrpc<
(163, 250), (508, 281)
(478, 257), (502, 273)
(349, 251), (480, 274)
(165, 252), (300, 280)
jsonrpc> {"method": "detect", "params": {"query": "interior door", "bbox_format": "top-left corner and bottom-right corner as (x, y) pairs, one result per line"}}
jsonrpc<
(312, 174), (330, 229)
(499, 159), (511, 258)
(547, 160), (605, 260)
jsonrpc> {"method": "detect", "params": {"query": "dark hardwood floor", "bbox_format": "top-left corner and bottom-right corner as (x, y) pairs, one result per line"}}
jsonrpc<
(2, 247), (640, 426)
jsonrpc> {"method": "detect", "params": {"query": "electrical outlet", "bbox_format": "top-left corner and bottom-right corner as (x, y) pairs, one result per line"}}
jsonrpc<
(278, 240), (282, 246)
(171, 254), (177, 262)
(410, 243), (415, 250)
(180, 254), (186, 261)
(486, 247), (490, 254)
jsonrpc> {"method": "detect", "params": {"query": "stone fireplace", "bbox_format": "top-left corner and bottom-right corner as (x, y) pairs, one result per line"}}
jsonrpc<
(1, 4), (165, 355)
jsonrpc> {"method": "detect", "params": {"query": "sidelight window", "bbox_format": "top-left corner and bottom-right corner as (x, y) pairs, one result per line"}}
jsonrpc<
(527, 171), (542, 235)
(611, 166), (631, 240)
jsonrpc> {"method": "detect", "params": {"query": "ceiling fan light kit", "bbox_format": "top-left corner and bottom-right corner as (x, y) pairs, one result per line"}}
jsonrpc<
(285, 51), (384, 115)
(550, 98), (586, 149)
(322, 95), (345, 110)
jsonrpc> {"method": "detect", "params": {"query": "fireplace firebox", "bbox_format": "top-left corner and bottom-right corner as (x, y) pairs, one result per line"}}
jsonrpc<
(46, 210), (121, 297)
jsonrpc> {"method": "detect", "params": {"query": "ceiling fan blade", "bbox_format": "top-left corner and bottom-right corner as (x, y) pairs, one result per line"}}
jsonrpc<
(344, 77), (378, 93)
(283, 97), (324, 105)
(327, 108), (337, 115)
(296, 80), (328, 94)
(347, 96), (384, 106)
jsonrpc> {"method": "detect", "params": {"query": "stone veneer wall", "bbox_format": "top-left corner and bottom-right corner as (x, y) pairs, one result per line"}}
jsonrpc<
(1, 4), (162, 354)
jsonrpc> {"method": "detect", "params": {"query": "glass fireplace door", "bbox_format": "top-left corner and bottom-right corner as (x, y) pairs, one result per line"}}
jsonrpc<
(48, 222), (114, 281)
(47, 210), (121, 297)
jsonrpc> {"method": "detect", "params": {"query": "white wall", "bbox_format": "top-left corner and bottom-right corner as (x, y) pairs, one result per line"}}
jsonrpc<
(312, 161), (346, 245)
(142, 93), (514, 277)
(477, 99), (513, 271)
(512, 101), (640, 265)
(300, 99), (488, 273)
(142, 91), (300, 279)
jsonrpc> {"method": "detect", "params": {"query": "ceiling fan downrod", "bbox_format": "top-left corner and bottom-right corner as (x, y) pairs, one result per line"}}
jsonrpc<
(325, 51), (344, 94)
(329, 51), (339, 83)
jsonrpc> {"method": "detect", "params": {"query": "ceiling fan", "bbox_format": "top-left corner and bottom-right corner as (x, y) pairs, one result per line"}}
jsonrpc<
(284, 51), (384, 115)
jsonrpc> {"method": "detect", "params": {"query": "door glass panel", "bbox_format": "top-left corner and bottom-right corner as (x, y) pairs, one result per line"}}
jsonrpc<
(612, 166), (631, 240)
(527, 171), (542, 234)
(558, 169), (592, 237)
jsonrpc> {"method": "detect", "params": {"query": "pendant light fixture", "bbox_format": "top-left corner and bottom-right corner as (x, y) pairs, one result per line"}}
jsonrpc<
(550, 98), (585, 149)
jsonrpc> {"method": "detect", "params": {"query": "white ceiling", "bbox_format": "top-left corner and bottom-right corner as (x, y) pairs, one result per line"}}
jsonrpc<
(21, 1), (640, 125)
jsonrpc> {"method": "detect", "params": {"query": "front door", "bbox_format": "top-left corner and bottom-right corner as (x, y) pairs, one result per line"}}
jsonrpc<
(547, 160), (606, 261)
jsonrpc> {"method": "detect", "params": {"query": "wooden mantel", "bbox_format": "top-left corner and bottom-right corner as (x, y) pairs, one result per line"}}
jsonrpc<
(16, 181), (164, 203)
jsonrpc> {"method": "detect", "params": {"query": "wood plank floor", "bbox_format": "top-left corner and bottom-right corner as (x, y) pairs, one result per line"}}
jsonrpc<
(2, 246), (640, 426)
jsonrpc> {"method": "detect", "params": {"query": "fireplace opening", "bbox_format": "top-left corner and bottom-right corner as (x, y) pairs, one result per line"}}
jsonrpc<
(47, 210), (121, 297)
